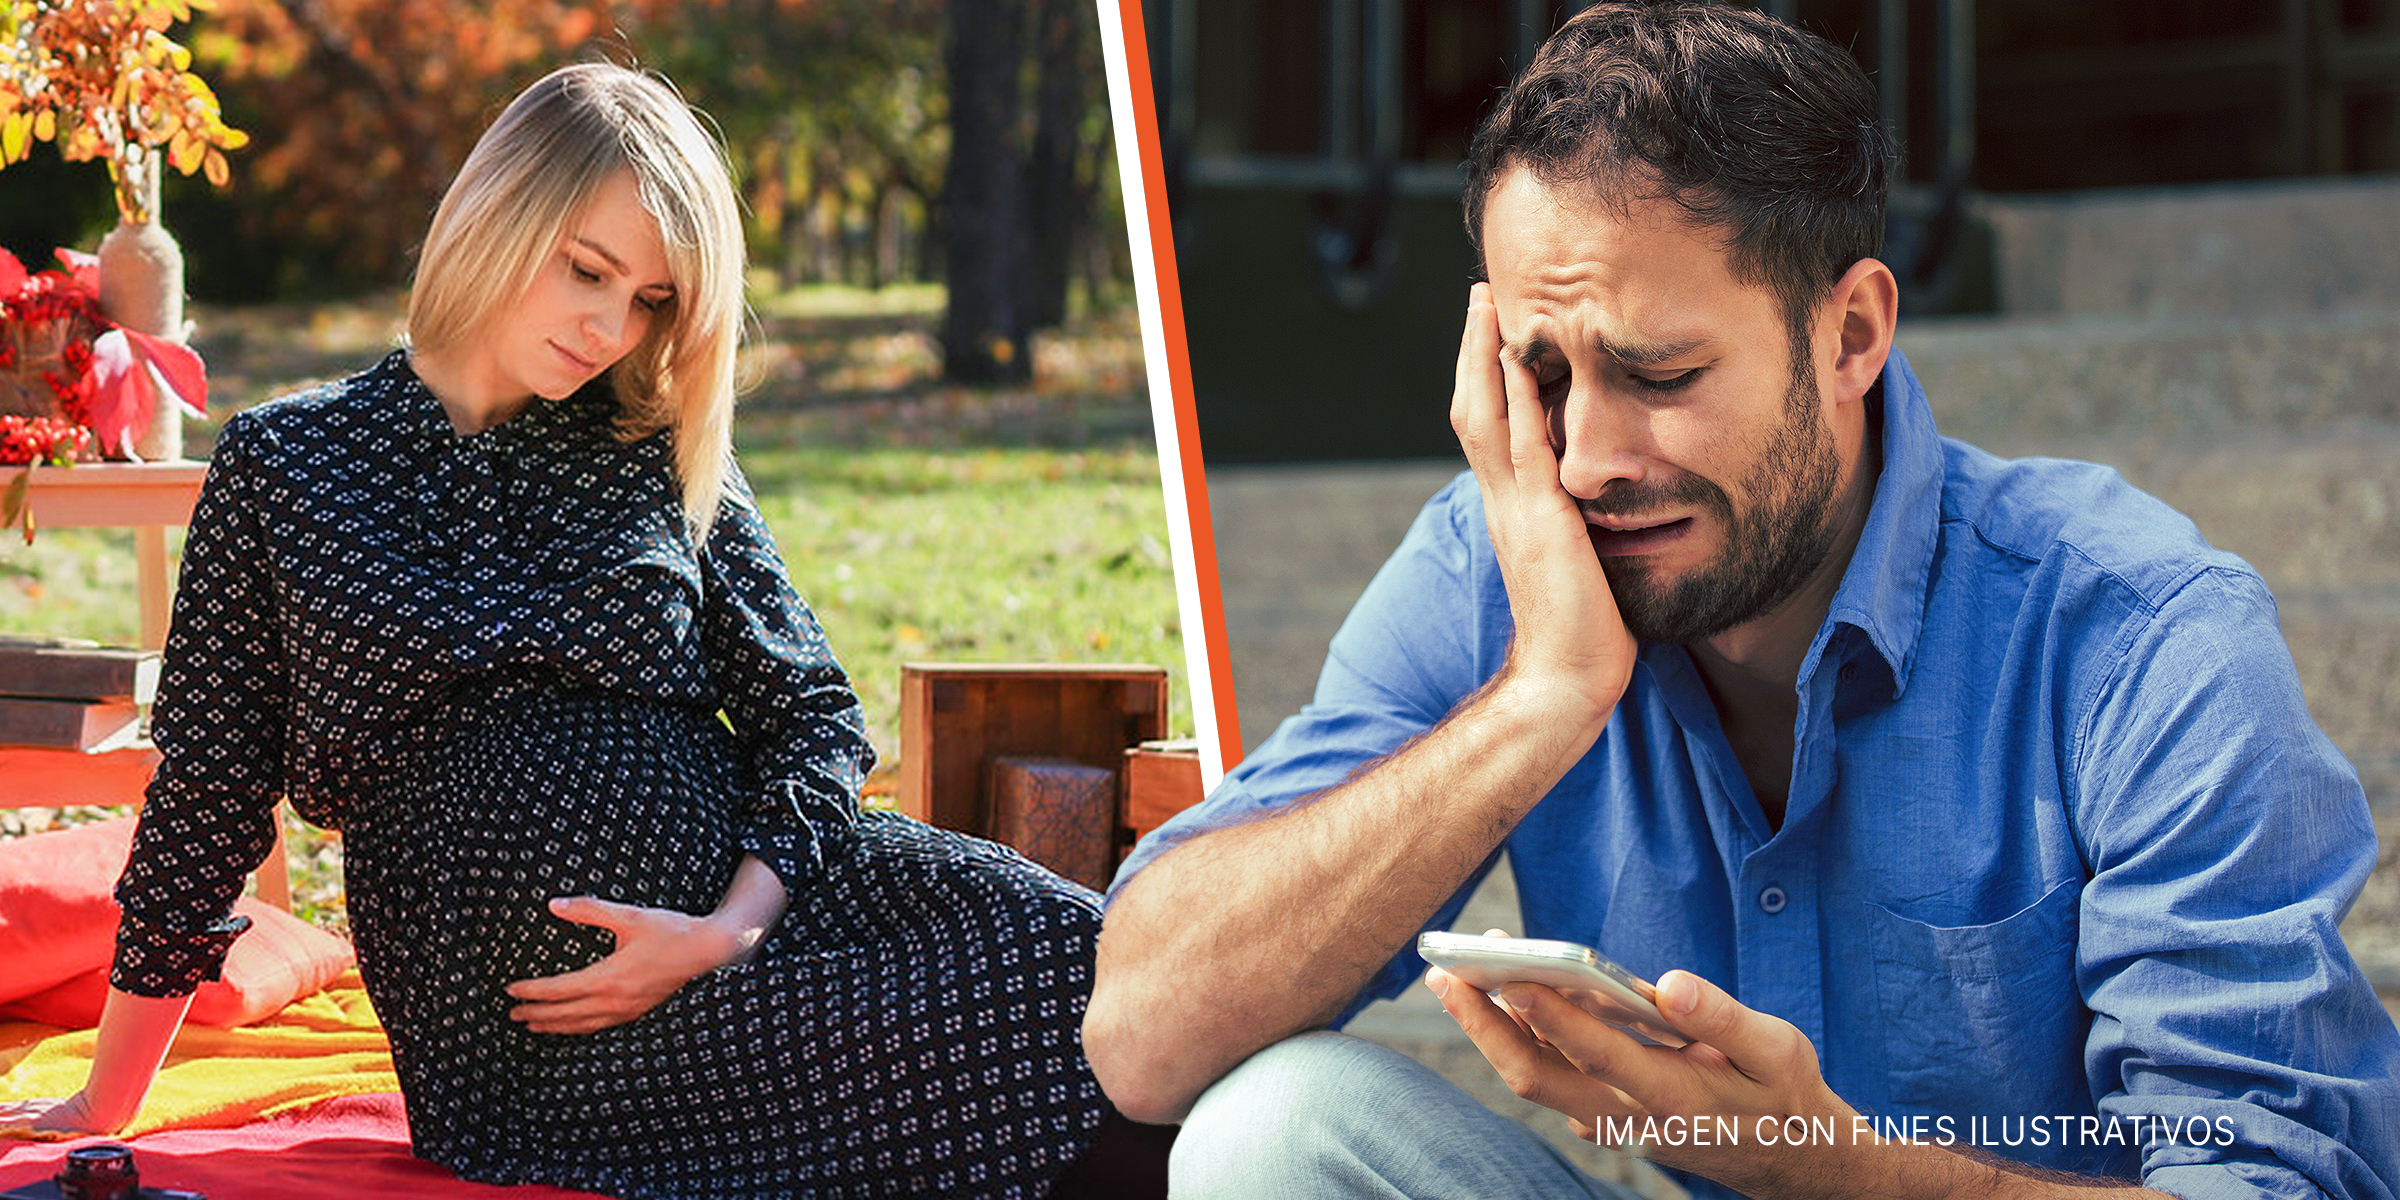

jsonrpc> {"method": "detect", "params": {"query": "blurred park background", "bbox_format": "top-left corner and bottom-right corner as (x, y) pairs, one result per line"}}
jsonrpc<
(1152, 0), (2400, 1189)
(0, 0), (1183, 924)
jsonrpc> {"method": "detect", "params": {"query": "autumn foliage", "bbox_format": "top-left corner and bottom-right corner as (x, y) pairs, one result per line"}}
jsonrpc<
(184, 0), (615, 281)
(0, 0), (249, 222)
(0, 0), (1124, 387)
(166, 0), (969, 290)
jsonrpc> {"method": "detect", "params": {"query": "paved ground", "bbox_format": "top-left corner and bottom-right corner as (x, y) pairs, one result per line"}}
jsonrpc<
(1203, 310), (2400, 1196)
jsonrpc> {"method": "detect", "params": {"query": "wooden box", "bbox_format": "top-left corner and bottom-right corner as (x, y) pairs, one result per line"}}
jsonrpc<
(1122, 739), (1205, 844)
(898, 663), (1169, 836)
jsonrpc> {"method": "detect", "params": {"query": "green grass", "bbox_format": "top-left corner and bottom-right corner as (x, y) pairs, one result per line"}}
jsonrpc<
(741, 442), (1183, 764)
(0, 526), (159, 648)
(750, 280), (946, 319)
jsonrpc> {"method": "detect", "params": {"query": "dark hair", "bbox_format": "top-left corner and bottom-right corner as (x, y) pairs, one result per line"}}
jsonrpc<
(1464, 0), (1891, 338)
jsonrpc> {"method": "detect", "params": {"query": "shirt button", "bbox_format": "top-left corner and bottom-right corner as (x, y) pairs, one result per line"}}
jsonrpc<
(1758, 885), (1789, 914)
(1839, 662), (1858, 682)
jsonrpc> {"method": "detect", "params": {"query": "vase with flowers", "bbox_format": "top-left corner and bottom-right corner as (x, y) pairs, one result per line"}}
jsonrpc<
(0, 0), (243, 465)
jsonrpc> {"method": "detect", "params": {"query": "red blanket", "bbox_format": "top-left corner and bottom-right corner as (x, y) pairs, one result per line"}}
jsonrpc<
(0, 1093), (610, 1199)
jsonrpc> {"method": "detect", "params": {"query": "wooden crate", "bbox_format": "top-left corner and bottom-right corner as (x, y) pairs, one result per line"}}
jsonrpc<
(1122, 739), (1205, 844)
(898, 663), (1169, 836)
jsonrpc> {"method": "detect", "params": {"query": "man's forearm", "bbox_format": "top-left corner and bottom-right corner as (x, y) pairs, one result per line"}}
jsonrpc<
(1781, 1139), (2160, 1200)
(1085, 667), (1612, 1123)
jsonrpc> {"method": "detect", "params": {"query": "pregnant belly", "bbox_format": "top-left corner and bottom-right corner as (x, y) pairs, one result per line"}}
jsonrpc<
(351, 681), (751, 989)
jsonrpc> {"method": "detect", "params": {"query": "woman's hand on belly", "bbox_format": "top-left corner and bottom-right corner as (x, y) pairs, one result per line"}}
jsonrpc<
(502, 895), (752, 1034)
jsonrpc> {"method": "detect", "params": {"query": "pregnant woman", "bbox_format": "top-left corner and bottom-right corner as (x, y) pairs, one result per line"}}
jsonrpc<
(8, 63), (1107, 1198)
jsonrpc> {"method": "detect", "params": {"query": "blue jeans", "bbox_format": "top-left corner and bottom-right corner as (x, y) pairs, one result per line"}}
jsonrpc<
(1169, 1031), (1649, 1199)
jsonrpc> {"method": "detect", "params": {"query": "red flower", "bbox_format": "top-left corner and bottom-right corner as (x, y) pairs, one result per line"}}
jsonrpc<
(0, 243), (208, 460)
(53, 249), (101, 301)
(0, 415), (92, 466)
(86, 328), (207, 458)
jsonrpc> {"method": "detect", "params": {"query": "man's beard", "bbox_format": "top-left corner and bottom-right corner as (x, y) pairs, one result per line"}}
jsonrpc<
(1582, 348), (1846, 646)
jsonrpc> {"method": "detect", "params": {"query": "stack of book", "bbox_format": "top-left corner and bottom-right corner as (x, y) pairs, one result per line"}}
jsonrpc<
(0, 635), (157, 756)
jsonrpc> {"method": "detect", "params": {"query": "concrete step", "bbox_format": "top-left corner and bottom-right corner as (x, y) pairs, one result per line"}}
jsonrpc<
(1900, 307), (2400, 442)
(1207, 461), (1466, 756)
(2345, 804), (2400, 995)
(1978, 176), (2400, 320)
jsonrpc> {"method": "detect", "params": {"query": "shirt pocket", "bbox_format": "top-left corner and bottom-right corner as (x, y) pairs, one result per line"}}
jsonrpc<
(1866, 875), (2090, 1119)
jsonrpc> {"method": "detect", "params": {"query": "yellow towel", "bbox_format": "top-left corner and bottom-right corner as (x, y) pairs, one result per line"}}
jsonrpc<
(0, 968), (398, 1137)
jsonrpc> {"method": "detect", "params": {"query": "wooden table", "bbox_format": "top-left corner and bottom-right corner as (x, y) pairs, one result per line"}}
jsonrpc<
(0, 461), (290, 906)
(10, 460), (207, 648)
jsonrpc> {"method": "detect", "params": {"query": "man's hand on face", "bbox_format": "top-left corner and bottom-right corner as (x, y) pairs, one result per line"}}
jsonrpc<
(1451, 282), (1639, 728)
(1429, 962), (1863, 1200)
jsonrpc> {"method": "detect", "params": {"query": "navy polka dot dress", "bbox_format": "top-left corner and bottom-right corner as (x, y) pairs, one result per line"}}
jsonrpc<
(108, 351), (1109, 1198)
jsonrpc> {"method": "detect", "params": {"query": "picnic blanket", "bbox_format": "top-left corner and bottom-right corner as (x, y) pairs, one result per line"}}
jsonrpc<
(0, 969), (608, 1199)
(0, 968), (396, 1137)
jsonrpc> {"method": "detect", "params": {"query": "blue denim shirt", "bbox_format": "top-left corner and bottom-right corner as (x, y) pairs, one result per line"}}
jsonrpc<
(1116, 349), (2400, 1199)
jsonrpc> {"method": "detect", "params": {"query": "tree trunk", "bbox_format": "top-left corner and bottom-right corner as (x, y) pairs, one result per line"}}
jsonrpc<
(873, 187), (903, 289)
(941, 0), (1032, 384)
(777, 161), (808, 291)
(1022, 0), (1093, 330)
(812, 188), (843, 285)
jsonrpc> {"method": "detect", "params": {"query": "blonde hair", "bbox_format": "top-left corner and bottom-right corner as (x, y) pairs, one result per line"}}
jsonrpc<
(407, 62), (745, 542)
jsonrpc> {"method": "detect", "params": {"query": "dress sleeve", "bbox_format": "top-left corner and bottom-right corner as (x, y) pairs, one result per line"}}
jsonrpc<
(110, 413), (289, 997)
(696, 459), (874, 892)
(2072, 566), (2400, 1200)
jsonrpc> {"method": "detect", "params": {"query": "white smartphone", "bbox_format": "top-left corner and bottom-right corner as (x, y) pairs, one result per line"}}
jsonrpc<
(1417, 931), (1687, 1047)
